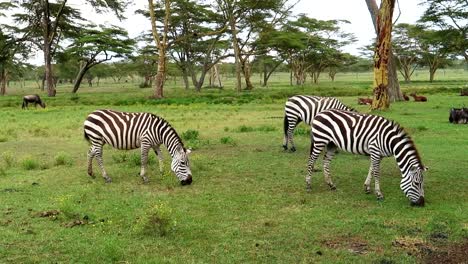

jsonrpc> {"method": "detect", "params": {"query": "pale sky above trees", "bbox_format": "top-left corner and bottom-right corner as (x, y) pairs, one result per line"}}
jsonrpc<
(11, 0), (423, 64)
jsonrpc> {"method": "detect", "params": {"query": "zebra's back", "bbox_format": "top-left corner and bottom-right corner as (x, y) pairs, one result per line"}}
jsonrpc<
(312, 109), (396, 156)
(84, 109), (158, 150)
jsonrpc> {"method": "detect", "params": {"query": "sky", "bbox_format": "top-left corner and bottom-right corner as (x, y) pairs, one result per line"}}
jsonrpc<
(5, 0), (425, 65)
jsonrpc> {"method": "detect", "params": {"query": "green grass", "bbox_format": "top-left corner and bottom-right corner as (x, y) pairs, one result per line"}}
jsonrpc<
(0, 70), (467, 263)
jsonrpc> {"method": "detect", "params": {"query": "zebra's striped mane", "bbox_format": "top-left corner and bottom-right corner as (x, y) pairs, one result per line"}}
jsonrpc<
(152, 114), (186, 150)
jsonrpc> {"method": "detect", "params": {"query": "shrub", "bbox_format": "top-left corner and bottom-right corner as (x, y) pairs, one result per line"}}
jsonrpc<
(139, 82), (151, 88)
(1, 152), (15, 168)
(181, 130), (200, 141)
(21, 157), (39, 170)
(54, 152), (73, 166)
(112, 152), (129, 164)
(220, 136), (236, 146)
(237, 125), (254, 133)
(128, 152), (155, 167)
(134, 201), (176, 236)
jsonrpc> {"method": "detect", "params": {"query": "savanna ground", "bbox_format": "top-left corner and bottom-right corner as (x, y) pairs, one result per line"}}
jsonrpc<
(0, 70), (467, 263)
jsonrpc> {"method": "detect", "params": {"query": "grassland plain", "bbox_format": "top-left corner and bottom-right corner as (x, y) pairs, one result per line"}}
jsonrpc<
(0, 70), (467, 263)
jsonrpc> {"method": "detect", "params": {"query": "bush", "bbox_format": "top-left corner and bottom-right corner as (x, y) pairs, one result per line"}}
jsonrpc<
(134, 201), (176, 236)
(181, 130), (200, 141)
(21, 157), (40, 170)
(220, 136), (236, 146)
(112, 152), (129, 164)
(54, 152), (73, 166)
(139, 82), (151, 88)
(237, 125), (254, 133)
(128, 152), (155, 167)
(1, 152), (15, 168)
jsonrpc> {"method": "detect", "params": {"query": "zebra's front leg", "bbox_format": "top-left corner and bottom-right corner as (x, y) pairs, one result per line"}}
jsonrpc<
(370, 155), (383, 200)
(306, 142), (324, 191)
(140, 143), (151, 184)
(323, 145), (337, 190)
(94, 146), (111, 183)
(364, 164), (372, 194)
(152, 145), (164, 173)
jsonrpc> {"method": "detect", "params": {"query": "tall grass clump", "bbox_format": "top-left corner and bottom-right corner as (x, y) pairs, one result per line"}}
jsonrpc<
(181, 129), (199, 141)
(54, 152), (74, 166)
(220, 136), (236, 146)
(134, 201), (176, 237)
(21, 156), (40, 170)
(1, 151), (15, 168)
(236, 125), (254, 133)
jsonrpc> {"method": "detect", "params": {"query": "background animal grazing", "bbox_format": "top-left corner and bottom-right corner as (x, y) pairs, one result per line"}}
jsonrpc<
(283, 95), (354, 152)
(357, 97), (373, 105)
(403, 93), (410, 101)
(449, 108), (468, 124)
(409, 92), (427, 102)
(22, 94), (46, 109)
(306, 109), (426, 206)
(84, 109), (192, 185)
(460, 89), (468, 96)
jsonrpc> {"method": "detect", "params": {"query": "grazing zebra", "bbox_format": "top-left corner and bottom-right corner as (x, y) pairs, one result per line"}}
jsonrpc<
(283, 95), (354, 152)
(306, 109), (426, 206)
(83, 109), (192, 185)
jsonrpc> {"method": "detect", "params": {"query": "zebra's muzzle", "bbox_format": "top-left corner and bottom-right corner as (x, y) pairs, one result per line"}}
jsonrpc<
(181, 175), (192, 186)
(410, 196), (425, 207)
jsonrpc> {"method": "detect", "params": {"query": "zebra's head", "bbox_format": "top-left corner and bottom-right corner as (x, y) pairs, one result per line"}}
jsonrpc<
(171, 147), (192, 185)
(401, 165), (427, 206)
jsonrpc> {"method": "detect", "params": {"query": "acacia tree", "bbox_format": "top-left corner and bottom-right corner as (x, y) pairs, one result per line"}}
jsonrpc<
(415, 26), (451, 82)
(419, 0), (467, 62)
(365, 0), (403, 103)
(67, 25), (134, 93)
(217, 0), (294, 91)
(392, 23), (420, 82)
(11, 0), (128, 97)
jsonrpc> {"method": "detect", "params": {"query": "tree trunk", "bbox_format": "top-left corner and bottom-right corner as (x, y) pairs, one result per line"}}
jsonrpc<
(153, 48), (166, 98)
(182, 67), (190, 90)
(72, 63), (90, 93)
(366, 0), (402, 104)
(429, 67), (437, 82)
(242, 61), (253, 90)
(42, 0), (57, 97)
(0, 68), (7, 95)
(229, 15), (242, 92)
(371, 0), (395, 110)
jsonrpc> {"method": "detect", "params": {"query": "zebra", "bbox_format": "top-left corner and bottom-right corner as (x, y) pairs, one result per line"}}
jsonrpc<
(83, 109), (192, 185)
(306, 109), (427, 206)
(283, 95), (354, 152)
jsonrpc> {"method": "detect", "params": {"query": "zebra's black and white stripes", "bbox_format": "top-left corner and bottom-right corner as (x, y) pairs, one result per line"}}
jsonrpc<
(84, 109), (192, 185)
(307, 109), (426, 206)
(283, 95), (354, 151)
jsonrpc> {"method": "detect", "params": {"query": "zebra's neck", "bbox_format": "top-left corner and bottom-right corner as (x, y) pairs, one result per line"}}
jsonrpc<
(160, 123), (185, 158)
(391, 133), (423, 174)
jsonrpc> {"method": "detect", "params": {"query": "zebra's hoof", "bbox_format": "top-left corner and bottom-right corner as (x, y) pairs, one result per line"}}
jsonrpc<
(364, 186), (371, 194)
(104, 178), (112, 183)
(282, 145), (288, 151)
(290, 147), (296, 152)
(377, 196), (384, 201)
(306, 186), (312, 192)
(329, 184), (336, 191)
(88, 172), (95, 179)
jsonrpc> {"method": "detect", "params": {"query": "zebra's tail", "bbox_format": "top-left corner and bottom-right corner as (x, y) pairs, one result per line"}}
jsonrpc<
(283, 114), (288, 138)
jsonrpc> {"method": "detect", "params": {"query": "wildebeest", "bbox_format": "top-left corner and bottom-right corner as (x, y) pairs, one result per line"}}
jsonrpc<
(22, 94), (46, 109)
(460, 89), (468, 96)
(449, 108), (468, 124)
(358, 97), (373, 105)
(403, 93), (410, 101)
(409, 93), (427, 102)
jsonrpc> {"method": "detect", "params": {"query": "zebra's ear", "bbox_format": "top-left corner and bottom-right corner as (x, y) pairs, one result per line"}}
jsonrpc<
(423, 166), (429, 171)
(186, 148), (192, 155)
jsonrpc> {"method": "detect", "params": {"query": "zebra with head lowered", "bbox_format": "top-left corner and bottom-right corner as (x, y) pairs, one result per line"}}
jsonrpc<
(84, 109), (192, 185)
(283, 95), (354, 152)
(306, 109), (427, 206)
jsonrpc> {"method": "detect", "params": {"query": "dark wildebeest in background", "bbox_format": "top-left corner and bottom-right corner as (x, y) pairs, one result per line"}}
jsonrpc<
(449, 108), (468, 124)
(409, 92), (427, 102)
(22, 94), (46, 109)
(460, 89), (468, 96)
(358, 97), (373, 105)
(403, 93), (410, 101)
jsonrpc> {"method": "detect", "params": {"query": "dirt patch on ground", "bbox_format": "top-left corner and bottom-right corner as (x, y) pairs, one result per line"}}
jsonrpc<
(392, 236), (468, 263)
(422, 241), (468, 264)
(323, 236), (369, 255)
